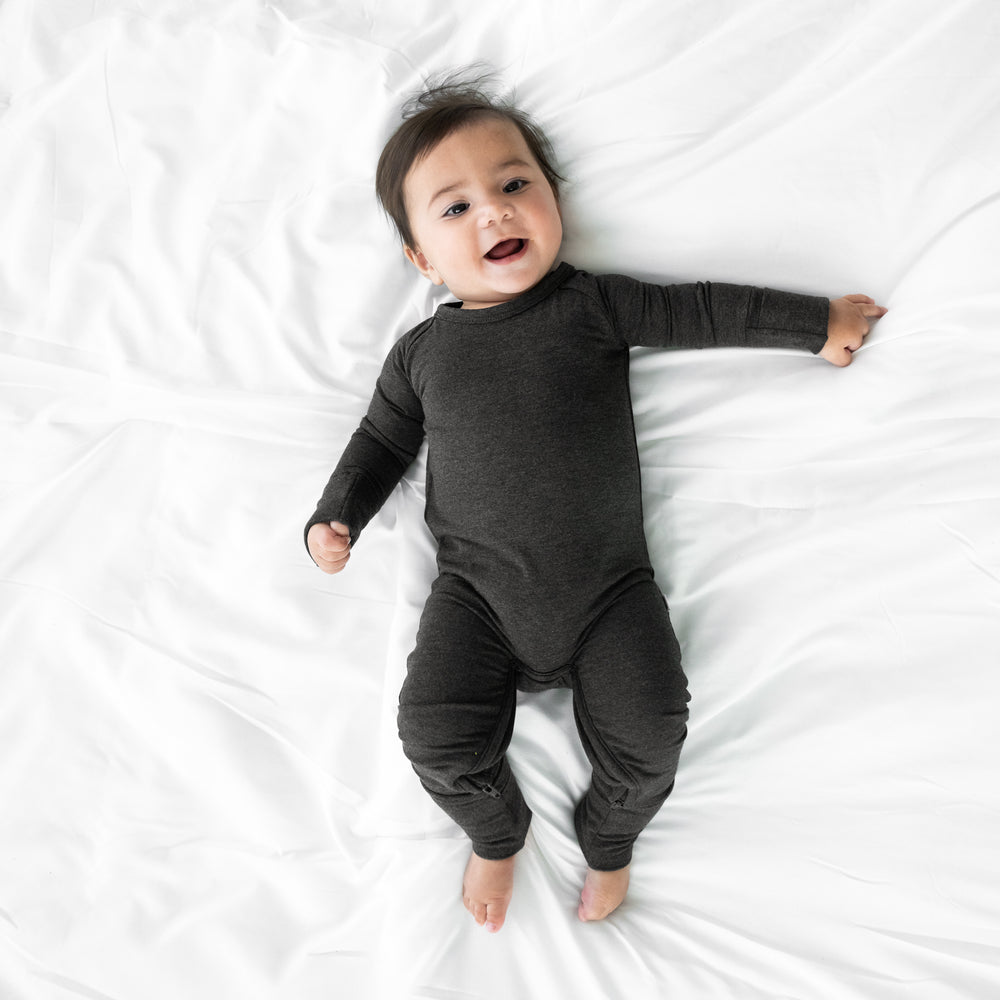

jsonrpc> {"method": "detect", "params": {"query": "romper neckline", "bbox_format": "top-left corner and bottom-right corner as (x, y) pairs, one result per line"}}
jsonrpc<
(434, 262), (577, 325)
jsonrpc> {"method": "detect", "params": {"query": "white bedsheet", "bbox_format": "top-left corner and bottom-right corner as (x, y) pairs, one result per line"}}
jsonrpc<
(3, 2), (1000, 998)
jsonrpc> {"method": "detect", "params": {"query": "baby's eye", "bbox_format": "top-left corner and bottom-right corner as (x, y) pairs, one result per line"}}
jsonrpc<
(443, 202), (469, 217)
(503, 179), (528, 194)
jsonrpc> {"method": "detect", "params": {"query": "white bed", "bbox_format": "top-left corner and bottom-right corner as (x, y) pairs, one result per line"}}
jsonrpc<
(3, 1), (1000, 997)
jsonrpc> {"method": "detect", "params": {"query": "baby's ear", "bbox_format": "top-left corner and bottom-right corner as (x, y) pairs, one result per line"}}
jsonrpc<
(404, 245), (444, 286)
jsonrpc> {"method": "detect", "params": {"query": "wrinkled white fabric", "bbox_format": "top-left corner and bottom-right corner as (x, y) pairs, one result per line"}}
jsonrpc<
(2, 1), (999, 998)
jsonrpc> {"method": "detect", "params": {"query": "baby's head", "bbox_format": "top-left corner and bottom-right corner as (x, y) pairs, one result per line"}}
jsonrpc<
(376, 75), (565, 309)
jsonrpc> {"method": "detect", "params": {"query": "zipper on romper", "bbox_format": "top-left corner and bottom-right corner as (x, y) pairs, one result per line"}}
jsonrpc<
(480, 783), (502, 799)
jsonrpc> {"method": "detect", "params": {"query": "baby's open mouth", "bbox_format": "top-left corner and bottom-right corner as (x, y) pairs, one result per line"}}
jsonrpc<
(485, 238), (526, 261)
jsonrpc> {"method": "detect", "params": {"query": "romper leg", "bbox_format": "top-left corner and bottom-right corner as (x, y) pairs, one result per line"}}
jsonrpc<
(571, 581), (690, 871)
(397, 577), (531, 860)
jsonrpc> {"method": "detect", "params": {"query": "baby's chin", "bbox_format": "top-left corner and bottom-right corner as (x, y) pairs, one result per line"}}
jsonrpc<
(445, 249), (562, 308)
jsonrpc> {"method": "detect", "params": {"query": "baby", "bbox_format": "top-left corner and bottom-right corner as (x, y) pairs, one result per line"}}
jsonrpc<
(305, 77), (886, 932)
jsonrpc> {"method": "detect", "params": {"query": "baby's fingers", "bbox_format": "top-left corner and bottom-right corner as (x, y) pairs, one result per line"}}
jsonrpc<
(308, 522), (352, 573)
(844, 293), (889, 318)
(321, 533), (351, 555)
(320, 533), (351, 563)
(316, 546), (351, 574)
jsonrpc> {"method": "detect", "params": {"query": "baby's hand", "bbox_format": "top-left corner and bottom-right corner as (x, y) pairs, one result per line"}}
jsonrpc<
(820, 294), (888, 367)
(308, 521), (352, 574)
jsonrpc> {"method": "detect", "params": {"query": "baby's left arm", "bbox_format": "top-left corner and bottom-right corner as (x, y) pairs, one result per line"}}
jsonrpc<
(820, 294), (888, 366)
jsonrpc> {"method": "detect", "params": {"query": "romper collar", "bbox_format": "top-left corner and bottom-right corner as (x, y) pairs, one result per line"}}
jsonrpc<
(434, 262), (577, 325)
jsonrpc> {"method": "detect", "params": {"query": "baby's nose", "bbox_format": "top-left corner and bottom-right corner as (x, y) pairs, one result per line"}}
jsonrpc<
(478, 198), (513, 227)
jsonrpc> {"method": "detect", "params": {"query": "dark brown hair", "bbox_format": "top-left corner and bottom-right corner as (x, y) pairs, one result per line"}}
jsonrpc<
(375, 71), (564, 250)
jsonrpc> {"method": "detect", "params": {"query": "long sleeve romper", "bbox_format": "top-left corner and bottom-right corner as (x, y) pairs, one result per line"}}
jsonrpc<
(306, 263), (829, 869)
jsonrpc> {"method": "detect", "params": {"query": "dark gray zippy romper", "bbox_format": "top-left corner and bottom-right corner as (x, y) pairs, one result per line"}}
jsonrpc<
(306, 263), (828, 869)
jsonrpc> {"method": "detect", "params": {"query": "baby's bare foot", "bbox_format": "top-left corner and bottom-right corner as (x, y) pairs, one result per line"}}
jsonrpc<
(462, 851), (516, 932)
(578, 864), (630, 922)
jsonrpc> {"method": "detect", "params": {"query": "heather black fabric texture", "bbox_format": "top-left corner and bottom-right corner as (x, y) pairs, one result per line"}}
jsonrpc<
(306, 262), (827, 671)
(396, 574), (689, 869)
(306, 262), (828, 863)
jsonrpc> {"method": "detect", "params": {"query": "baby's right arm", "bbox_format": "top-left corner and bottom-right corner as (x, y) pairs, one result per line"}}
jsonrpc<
(304, 331), (425, 572)
(307, 521), (352, 574)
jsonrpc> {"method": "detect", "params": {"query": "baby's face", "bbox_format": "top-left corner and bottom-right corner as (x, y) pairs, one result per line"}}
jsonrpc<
(402, 117), (563, 309)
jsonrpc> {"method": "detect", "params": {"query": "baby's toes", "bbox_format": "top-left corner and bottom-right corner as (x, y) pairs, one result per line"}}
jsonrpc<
(483, 900), (508, 933)
(464, 893), (487, 925)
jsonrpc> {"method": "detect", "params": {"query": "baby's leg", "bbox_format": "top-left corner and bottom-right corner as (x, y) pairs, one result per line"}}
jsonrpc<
(571, 581), (690, 919)
(397, 577), (530, 931)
